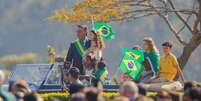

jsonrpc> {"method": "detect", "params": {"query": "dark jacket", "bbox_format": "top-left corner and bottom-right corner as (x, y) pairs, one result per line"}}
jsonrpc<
(65, 39), (91, 74)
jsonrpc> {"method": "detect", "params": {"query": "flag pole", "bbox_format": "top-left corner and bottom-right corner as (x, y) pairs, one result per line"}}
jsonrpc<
(91, 16), (95, 30)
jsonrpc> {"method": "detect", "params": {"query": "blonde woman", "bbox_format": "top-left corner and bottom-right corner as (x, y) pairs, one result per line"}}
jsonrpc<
(141, 37), (160, 82)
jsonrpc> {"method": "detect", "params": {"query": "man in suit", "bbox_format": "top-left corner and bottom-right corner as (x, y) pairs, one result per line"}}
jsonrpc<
(65, 25), (91, 74)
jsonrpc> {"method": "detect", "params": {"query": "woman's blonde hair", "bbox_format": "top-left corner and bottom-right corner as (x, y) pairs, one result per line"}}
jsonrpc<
(143, 37), (158, 52)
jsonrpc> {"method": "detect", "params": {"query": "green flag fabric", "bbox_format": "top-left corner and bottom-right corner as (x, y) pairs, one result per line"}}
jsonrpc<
(93, 22), (115, 40)
(122, 48), (144, 63)
(74, 39), (88, 56)
(119, 48), (144, 80)
(95, 66), (110, 83)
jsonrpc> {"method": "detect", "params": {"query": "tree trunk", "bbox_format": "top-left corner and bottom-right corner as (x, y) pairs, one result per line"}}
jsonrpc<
(178, 34), (201, 69)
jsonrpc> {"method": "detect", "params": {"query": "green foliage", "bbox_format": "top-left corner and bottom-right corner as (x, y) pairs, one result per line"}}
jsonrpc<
(39, 92), (120, 101)
(39, 92), (69, 101)
(39, 92), (157, 101)
(0, 53), (38, 70)
(49, 0), (128, 23)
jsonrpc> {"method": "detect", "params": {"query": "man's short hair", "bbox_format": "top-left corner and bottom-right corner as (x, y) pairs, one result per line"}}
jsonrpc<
(0, 70), (5, 84)
(67, 67), (80, 79)
(184, 82), (195, 91)
(112, 96), (129, 101)
(85, 87), (99, 101)
(162, 41), (173, 48)
(69, 83), (84, 94)
(138, 85), (147, 96)
(184, 87), (201, 100)
(70, 93), (85, 101)
(13, 80), (31, 94)
(120, 81), (138, 97)
(23, 92), (43, 101)
(77, 25), (87, 32)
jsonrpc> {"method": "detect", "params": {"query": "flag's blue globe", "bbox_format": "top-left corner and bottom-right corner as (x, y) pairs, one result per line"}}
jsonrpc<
(128, 61), (134, 69)
(101, 27), (108, 35)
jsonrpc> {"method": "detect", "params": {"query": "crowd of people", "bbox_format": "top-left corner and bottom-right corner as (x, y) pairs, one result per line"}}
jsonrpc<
(0, 69), (201, 101)
(0, 70), (43, 101)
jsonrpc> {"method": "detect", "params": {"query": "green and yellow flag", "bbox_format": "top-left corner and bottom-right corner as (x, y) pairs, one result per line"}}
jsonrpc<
(93, 22), (115, 40)
(74, 39), (88, 56)
(119, 48), (144, 80)
(95, 66), (110, 83)
(122, 48), (144, 63)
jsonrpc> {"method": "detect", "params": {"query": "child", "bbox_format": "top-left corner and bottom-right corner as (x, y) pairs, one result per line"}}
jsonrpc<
(82, 51), (96, 76)
(147, 41), (184, 83)
(82, 51), (97, 86)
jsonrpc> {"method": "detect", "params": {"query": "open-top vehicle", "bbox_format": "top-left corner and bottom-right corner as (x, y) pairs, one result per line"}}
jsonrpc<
(8, 63), (183, 93)
(9, 64), (119, 92)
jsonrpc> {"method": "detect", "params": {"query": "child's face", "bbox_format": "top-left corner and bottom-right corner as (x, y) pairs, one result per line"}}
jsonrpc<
(87, 32), (95, 40)
(162, 46), (171, 54)
(83, 58), (92, 68)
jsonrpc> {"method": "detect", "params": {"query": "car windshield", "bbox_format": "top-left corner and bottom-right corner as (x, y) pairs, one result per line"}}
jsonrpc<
(43, 63), (62, 85)
(10, 64), (52, 87)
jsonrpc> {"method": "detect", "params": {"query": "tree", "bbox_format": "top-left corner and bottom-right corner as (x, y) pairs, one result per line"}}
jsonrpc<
(49, 0), (201, 69)
(0, 53), (38, 70)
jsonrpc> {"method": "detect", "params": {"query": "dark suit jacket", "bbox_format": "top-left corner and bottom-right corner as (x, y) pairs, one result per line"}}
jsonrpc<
(65, 39), (91, 74)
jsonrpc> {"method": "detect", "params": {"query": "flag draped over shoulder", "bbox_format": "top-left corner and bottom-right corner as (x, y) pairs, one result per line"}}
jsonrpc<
(119, 48), (144, 80)
(95, 66), (110, 83)
(93, 22), (115, 40)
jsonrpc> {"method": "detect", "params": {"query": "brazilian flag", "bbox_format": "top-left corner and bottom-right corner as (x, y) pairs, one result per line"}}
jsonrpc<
(122, 48), (144, 63)
(93, 22), (115, 40)
(119, 49), (144, 80)
(95, 66), (110, 84)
